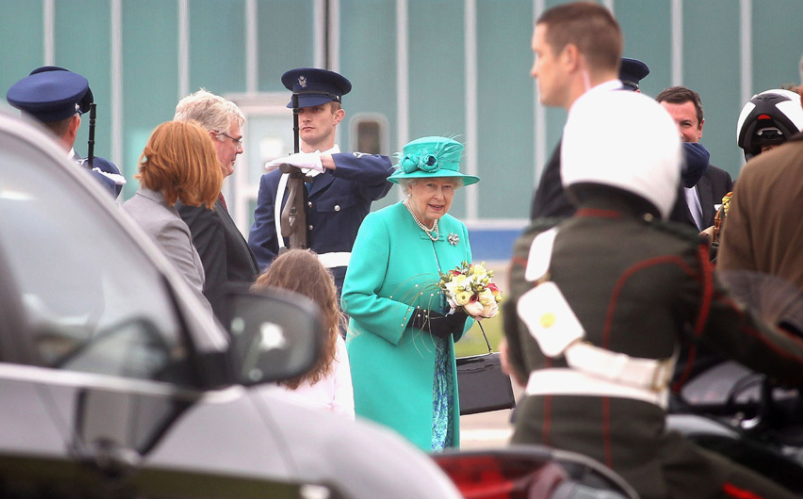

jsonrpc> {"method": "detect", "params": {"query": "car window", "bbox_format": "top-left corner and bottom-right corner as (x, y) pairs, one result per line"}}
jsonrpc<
(0, 133), (193, 385)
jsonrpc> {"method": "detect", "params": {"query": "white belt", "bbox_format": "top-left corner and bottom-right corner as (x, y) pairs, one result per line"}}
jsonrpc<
(317, 252), (351, 268)
(565, 342), (675, 392)
(526, 368), (669, 409)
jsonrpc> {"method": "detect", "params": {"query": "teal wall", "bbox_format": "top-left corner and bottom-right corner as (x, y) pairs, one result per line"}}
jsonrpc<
(2, 0), (802, 221)
(256, 0), (315, 93)
(189, 0), (248, 94)
(476, 0), (535, 219)
(0, 1), (43, 105)
(340, 0), (398, 210)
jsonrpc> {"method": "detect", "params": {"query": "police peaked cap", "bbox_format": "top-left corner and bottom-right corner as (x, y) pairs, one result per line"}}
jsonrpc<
(281, 68), (352, 109)
(6, 66), (94, 122)
(619, 58), (650, 91)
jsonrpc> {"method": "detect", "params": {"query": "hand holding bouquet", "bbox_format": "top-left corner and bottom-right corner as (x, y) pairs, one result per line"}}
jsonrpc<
(438, 261), (502, 319)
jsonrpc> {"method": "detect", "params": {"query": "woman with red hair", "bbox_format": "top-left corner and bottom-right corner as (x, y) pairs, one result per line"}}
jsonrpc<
(123, 120), (222, 304)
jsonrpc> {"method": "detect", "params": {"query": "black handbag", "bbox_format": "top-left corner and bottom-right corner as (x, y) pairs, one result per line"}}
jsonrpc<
(456, 325), (516, 415)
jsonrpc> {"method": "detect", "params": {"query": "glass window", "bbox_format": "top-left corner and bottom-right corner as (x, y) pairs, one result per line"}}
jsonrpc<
(0, 134), (193, 385)
(350, 113), (389, 156)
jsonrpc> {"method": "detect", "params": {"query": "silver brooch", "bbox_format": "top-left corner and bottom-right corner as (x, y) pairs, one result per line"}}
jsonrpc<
(298, 75), (307, 88)
(448, 233), (459, 246)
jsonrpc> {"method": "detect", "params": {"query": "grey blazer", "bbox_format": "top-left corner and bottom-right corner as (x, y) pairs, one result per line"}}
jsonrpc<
(123, 188), (206, 295)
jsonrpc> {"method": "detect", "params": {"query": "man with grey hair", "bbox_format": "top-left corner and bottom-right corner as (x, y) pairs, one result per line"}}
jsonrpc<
(174, 89), (259, 321)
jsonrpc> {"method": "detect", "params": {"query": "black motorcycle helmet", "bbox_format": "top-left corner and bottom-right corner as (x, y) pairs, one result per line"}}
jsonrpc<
(736, 89), (803, 161)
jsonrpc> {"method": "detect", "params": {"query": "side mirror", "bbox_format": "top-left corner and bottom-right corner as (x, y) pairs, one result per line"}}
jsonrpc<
(224, 288), (323, 386)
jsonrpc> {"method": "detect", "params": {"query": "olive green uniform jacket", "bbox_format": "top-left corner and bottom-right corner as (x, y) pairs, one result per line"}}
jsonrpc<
(505, 197), (803, 499)
(342, 202), (474, 452)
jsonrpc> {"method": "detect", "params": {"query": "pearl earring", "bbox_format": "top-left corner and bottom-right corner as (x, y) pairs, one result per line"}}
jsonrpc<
(407, 193), (411, 198)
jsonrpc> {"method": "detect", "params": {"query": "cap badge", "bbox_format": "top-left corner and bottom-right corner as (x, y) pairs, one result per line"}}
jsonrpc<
(298, 75), (307, 88)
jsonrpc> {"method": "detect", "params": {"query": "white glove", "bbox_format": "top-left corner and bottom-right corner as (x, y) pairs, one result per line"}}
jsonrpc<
(265, 151), (324, 172)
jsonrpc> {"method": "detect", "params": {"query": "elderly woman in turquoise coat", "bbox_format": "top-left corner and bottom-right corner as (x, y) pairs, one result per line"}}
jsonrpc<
(341, 136), (480, 452)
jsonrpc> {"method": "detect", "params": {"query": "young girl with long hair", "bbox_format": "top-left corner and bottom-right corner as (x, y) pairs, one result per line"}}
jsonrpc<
(252, 249), (354, 419)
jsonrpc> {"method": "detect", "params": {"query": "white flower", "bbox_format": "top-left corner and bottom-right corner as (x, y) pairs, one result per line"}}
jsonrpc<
(463, 300), (485, 317)
(478, 289), (495, 306)
(481, 301), (499, 319)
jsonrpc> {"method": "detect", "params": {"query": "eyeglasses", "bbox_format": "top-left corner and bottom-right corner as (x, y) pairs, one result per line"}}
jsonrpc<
(216, 131), (244, 147)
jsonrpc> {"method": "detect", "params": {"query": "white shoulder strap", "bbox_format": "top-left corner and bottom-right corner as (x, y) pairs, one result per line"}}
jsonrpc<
(517, 281), (585, 358)
(274, 173), (289, 250)
(525, 227), (558, 282)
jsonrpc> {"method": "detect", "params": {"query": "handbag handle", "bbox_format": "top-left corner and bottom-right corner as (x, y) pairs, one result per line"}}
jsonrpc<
(477, 322), (493, 354)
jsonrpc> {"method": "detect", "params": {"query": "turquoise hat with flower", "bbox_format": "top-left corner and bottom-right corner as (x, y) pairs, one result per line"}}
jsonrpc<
(388, 136), (480, 186)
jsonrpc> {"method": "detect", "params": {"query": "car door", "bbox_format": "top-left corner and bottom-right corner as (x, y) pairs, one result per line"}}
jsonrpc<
(0, 112), (297, 486)
(0, 115), (214, 467)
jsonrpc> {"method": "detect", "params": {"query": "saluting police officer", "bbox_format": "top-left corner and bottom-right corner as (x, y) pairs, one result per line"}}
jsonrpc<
(6, 66), (125, 197)
(248, 68), (395, 295)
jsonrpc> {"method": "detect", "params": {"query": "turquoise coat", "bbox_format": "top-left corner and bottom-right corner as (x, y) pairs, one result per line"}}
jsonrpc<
(342, 202), (474, 452)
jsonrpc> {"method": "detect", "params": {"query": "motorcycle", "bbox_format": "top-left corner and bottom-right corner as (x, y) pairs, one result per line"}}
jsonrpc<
(668, 360), (803, 494)
(667, 270), (803, 494)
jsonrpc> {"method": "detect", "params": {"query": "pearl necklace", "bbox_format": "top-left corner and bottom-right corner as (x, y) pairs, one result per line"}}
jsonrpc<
(404, 200), (439, 242)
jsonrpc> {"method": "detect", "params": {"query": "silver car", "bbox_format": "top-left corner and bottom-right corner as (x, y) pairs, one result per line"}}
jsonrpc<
(0, 106), (462, 499)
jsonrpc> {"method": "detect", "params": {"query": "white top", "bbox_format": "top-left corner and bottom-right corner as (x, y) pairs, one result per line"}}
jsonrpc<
(263, 335), (355, 419)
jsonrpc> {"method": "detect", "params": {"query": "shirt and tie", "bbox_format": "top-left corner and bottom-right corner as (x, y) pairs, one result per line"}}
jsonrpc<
(685, 186), (704, 231)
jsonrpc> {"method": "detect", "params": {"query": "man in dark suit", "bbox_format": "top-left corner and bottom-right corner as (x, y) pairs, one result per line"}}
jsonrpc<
(657, 86), (733, 232)
(174, 90), (259, 321)
(528, 3), (624, 220)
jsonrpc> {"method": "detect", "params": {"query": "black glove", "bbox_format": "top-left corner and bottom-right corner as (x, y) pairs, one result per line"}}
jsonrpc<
(408, 309), (468, 339)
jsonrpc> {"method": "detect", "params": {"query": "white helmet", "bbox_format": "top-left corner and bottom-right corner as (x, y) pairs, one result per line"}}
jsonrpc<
(561, 90), (682, 219)
(736, 89), (803, 160)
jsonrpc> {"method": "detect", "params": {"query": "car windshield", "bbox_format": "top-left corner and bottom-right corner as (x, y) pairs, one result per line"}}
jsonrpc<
(0, 131), (189, 383)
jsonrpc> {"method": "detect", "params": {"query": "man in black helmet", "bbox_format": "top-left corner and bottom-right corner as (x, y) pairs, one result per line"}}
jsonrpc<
(6, 66), (125, 198)
(736, 88), (803, 160)
(719, 89), (803, 288)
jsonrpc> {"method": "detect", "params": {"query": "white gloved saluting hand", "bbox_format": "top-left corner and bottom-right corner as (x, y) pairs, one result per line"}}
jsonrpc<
(265, 151), (324, 172)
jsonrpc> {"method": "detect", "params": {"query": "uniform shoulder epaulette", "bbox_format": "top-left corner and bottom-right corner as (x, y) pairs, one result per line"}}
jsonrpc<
(644, 217), (705, 245)
(512, 218), (564, 262)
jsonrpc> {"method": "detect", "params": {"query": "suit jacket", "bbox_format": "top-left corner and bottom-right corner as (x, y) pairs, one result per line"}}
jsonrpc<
(529, 141), (576, 220)
(248, 152), (394, 291)
(671, 165), (733, 230)
(719, 134), (803, 289)
(342, 202), (474, 452)
(177, 198), (259, 320)
(696, 165), (733, 228)
(123, 189), (206, 296)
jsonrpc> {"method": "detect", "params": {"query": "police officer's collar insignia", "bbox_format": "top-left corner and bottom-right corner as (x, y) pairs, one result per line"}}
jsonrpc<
(448, 233), (459, 245)
(298, 75), (307, 88)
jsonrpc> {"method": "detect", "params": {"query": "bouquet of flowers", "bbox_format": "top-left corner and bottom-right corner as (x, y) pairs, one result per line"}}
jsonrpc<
(438, 261), (502, 319)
